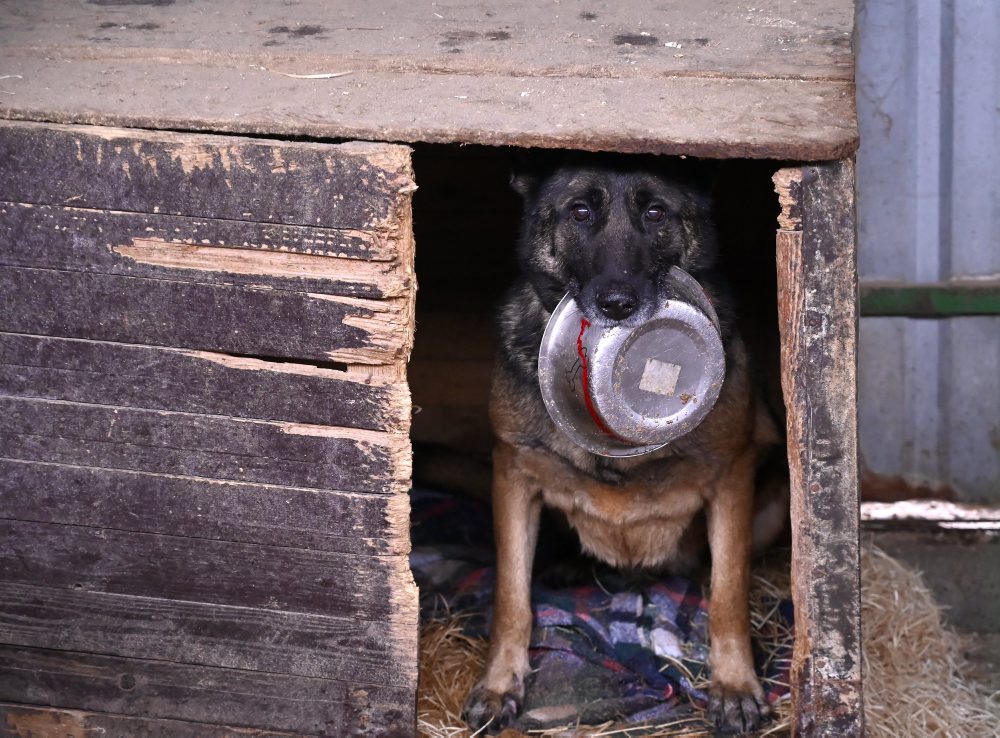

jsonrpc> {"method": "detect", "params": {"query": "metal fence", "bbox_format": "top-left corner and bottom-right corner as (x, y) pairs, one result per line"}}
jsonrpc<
(856, 0), (1000, 502)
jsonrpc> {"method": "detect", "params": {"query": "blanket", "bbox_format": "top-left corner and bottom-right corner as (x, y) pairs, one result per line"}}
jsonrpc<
(410, 488), (793, 732)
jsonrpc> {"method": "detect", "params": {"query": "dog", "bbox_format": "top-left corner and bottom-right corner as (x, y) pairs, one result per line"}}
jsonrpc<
(461, 154), (788, 735)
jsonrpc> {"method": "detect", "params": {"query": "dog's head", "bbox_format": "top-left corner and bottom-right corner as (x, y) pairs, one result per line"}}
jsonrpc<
(512, 156), (718, 326)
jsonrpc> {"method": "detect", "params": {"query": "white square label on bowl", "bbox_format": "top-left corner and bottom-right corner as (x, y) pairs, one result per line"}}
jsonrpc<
(638, 358), (681, 397)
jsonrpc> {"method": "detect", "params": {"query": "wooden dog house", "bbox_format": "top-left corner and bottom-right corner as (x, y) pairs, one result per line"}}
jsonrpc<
(0, 1), (860, 735)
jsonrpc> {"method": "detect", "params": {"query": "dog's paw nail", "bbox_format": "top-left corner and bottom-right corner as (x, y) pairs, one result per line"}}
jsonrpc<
(708, 685), (768, 735)
(462, 685), (523, 734)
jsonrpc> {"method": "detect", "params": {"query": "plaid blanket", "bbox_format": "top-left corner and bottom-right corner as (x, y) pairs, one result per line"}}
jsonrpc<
(410, 488), (793, 732)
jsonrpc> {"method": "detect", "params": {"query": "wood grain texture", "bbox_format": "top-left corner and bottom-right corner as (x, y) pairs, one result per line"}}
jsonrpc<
(0, 646), (414, 737)
(0, 519), (414, 622)
(0, 581), (416, 688)
(0, 266), (411, 366)
(0, 2), (857, 159)
(774, 163), (863, 737)
(1, 396), (410, 494)
(0, 119), (418, 731)
(0, 702), (298, 738)
(0, 0), (854, 81)
(0, 459), (409, 556)
(0, 121), (415, 230)
(0, 333), (409, 432)
(0, 202), (412, 299)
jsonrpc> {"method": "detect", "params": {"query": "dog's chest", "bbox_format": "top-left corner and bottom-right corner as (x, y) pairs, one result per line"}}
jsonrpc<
(539, 464), (707, 570)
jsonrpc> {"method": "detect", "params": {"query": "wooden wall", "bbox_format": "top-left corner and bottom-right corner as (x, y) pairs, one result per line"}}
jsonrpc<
(0, 121), (418, 736)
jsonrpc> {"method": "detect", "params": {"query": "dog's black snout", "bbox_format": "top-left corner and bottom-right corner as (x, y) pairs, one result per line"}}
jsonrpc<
(596, 284), (639, 321)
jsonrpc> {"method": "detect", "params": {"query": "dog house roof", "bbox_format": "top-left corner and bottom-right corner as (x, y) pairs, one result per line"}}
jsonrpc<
(0, 0), (856, 160)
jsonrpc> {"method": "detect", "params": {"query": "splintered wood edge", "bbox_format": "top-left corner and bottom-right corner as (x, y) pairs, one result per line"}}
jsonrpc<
(375, 152), (418, 652)
(772, 168), (803, 231)
(276, 422), (412, 492)
(0, 118), (410, 169)
(113, 239), (412, 298)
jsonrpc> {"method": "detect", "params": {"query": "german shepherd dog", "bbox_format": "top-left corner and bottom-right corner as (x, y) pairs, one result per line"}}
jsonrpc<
(462, 155), (787, 735)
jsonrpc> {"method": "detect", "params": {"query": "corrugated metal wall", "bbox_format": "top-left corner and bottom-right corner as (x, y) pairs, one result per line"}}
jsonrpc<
(856, 0), (1000, 501)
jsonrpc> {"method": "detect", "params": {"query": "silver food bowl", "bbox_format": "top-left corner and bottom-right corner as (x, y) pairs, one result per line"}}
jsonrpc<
(537, 267), (725, 457)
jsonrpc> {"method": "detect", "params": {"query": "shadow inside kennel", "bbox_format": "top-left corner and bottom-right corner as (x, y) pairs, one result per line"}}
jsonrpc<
(405, 143), (793, 733)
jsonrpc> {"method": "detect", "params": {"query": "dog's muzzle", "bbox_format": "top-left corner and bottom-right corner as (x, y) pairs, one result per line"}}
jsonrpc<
(537, 267), (725, 457)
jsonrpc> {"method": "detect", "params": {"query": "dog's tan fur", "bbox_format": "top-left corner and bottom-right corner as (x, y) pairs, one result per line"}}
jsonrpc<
(466, 335), (785, 732)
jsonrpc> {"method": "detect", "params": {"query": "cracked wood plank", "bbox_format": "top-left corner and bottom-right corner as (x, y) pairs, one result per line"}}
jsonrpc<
(0, 702), (298, 738)
(0, 518), (417, 624)
(0, 458), (409, 556)
(0, 581), (415, 689)
(0, 266), (412, 365)
(0, 121), (415, 231)
(0, 646), (414, 737)
(774, 161), (863, 737)
(0, 333), (409, 433)
(0, 396), (410, 494)
(0, 203), (412, 299)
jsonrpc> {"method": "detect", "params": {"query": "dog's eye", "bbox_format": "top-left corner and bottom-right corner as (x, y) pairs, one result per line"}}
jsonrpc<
(644, 205), (666, 223)
(571, 203), (592, 222)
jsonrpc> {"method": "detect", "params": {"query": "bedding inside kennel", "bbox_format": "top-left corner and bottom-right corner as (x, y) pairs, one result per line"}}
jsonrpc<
(0, 1), (861, 736)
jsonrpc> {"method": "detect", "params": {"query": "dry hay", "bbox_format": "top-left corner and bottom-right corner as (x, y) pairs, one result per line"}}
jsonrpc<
(417, 544), (999, 737)
(861, 545), (999, 737)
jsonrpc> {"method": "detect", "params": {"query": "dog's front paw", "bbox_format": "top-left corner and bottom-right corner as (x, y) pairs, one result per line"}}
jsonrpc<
(708, 684), (770, 735)
(462, 681), (523, 734)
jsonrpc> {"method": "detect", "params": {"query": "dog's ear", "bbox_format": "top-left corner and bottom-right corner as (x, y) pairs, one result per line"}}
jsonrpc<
(509, 152), (545, 199)
(509, 170), (537, 198)
(509, 149), (563, 199)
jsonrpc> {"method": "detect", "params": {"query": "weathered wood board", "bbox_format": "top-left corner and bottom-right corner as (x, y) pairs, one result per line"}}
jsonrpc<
(0, 1), (857, 159)
(0, 582), (409, 685)
(0, 646), (414, 736)
(0, 334), (410, 432)
(0, 702), (298, 738)
(0, 459), (409, 555)
(1, 396), (409, 493)
(0, 120), (418, 735)
(774, 163), (863, 737)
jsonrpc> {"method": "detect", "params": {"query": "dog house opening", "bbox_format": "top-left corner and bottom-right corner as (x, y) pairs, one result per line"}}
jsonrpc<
(407, 141), (790, 731)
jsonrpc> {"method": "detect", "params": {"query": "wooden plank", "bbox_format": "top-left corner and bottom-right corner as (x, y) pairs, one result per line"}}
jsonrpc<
(0, 703), (298, 738)
(0, 646), (414, 736)
(0, 582), (416, 688)
(0, 266), (412, 366)
(0, 61), (857, 162)
(0, 121), (415, 230)
(0, 459), (408, 556)
(0, 202), (399, 262)
(0, 519), (413, 622)
(0, 202), (412, 299)
(774, 163), (863, 737)
(0, 333), (409, 433)
(0, 2), (857, 159)
(0, 0), (855, 82)
(0, 396), (409, 494)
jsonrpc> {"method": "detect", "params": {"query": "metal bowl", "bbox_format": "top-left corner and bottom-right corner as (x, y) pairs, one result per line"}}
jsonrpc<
(537, 267), (725, 457)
